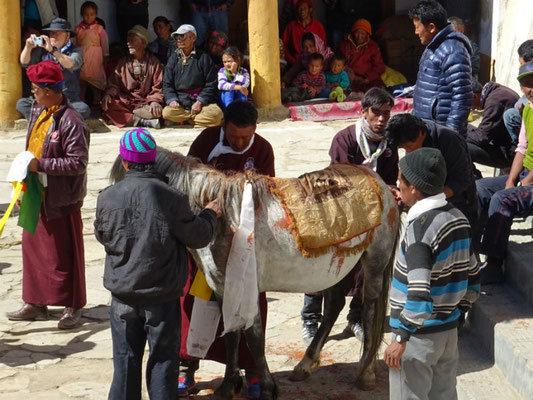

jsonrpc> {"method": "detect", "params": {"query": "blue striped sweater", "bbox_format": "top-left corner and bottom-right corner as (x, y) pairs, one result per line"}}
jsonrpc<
(390, 202), (480, 340)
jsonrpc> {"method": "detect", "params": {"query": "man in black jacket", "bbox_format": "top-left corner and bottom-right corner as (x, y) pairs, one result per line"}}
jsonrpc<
(162, 24), (223, 128)
(385, 113), (478, 225)
(94, 128), (220, 400)
(467, 82), (520, 170)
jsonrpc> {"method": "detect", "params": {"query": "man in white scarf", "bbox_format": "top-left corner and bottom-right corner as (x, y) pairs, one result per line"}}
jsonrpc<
(301, 87), (400, 346)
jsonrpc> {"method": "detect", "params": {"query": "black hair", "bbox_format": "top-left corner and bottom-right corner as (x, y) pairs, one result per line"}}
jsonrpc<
(96, 17), (106, 29)
(80, 1), (98, 15)
(224, 100), (258, 127)
(308, 52), (324, 63)
(518, 40), (533, 63)
(331, 53), (346, 64)
(122, 157), (155, 171)
(408, 0), (448, 30)
(153, 16), (171, 26)
(222, 46), (243, 63)
(385, 113), (428, 146)
(361, 87), (394, 110)
(301, 32), (315, 45)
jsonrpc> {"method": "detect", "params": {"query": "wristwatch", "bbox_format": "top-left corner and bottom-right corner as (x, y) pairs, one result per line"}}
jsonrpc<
(395, 333), (408, 343)
(51, 46), (59, 55)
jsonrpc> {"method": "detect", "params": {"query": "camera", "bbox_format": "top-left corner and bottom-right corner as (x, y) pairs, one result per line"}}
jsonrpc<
(33, 37), (43, 45)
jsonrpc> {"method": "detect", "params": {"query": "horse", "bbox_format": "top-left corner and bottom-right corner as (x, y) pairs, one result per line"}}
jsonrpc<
(110, 148), (399, 400)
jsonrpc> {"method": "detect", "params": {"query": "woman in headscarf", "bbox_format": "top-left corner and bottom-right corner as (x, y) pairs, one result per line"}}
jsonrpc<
(338, 18), (385, 92)
(281, 32), (333, 88)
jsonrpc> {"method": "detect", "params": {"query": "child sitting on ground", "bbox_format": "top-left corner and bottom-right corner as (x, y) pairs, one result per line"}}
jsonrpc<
(218, 46), (250, 108)
(282, 53), (327, 103)
(326, 54), (350, 102)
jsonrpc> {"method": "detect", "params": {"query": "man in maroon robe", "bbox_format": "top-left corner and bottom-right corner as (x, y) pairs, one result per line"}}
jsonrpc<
(7, 60), (89, 329)
(178, 100), (275, 397)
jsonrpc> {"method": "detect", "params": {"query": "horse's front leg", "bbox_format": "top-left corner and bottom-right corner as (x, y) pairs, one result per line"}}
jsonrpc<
(243, 311), (278, 400)
(212, 329), (243, 399)
(289, 282), (345, 381)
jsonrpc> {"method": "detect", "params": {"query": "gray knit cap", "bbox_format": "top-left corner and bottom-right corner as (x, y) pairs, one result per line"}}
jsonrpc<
(399, 148), (446, 195)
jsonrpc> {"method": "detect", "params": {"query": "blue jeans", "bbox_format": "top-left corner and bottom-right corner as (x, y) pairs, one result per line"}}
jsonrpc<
(220, 90), (248, 107)
(190, 9), (229, 47)
(475, 169), (533, 259)
(503, 107), (522, 143)
(108, 297), (179, 400)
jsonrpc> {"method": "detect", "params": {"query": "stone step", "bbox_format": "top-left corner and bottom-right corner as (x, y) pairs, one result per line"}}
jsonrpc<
(469, 283), (533, 399)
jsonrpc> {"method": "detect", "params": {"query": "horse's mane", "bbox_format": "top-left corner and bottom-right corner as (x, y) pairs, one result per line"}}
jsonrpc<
(109, 147), (275, 226)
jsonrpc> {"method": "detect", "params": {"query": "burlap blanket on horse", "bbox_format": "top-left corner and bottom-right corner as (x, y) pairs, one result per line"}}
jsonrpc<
(273, 164), (383, 257)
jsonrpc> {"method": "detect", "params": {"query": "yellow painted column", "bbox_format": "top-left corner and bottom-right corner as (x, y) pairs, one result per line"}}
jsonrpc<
(247, 0), (285, 115)
(0, 3), (22, 128)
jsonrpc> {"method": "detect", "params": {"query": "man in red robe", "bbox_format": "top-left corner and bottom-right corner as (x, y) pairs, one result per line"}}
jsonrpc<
(178, 100), (275, 398)
(283, 0), (327, 65)
(7, 60), (89, 330)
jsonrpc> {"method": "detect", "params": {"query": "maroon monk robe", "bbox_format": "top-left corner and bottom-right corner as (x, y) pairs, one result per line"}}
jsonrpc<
(103, 52), (164, 127)
(22, 208), (86, 309)
(180, 126), (275, 368)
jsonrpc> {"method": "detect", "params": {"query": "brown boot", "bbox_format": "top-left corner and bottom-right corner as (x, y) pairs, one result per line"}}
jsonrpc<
(7, 303), (48, 321)
(57, 307), (82, 330)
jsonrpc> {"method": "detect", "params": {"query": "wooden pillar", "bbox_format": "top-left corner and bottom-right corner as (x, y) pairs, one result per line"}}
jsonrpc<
(247, 0), (284, 115)
(0, 3), (22, 128)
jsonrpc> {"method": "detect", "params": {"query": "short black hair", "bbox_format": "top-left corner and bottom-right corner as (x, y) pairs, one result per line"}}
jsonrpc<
(331, 53), (346, 64)
(153, 16), (173, 29)
(80, 1), (98, 14)
(122, 158), (155, 171)
(408, 0), (448, 30)
(222, 46), (243, 63)
(308, 53), (324, 63)
(361, 87), (394, 110)
(385, 113), (427, 146)
(399, 172), (432, 198)
(224, 100), (258, 127)
(301, 32), (315, 45)
(518, 40), (533, 62)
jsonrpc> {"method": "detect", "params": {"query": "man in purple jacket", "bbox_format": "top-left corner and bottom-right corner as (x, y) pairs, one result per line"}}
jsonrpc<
(7, 60), (90, 330)
(301, 87), (399, 345)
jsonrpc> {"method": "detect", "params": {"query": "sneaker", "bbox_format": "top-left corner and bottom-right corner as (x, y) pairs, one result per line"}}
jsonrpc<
(329, 90), (337, 101)
(177, 376), (196, 397)
(247, 378), (261, 399)
(302, 322), (318, 346)
(343, 322), (363, 341)
(335, 86), (345, 102)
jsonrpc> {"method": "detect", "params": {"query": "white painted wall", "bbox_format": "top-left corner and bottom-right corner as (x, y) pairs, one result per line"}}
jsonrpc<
(67, 0), (182, 44)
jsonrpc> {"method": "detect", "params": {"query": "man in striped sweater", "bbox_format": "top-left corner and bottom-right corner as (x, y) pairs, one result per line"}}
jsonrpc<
(384, 148), (480, 400)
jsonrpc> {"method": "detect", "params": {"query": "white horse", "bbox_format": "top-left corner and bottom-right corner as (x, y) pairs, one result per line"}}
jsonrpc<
(110, 149), (399, 399)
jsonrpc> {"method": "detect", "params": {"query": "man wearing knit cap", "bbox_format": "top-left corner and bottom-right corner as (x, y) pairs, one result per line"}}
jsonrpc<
(94, 128), (220, 400)
(7, 60), (90, 330)
(162, 24), (223, 128)
(18, 17), (90, 120)
(102, 25), (165, 129)
(385, 148), (480, 400)
(338, 18), (386, 92)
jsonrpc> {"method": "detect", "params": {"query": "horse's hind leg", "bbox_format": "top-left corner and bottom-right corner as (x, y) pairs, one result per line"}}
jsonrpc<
(289, 282), (345, 381)
(243, 312), (278, 400)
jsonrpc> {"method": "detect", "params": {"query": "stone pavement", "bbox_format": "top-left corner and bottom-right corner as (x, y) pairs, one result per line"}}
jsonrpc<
(0, 119), (524, 399)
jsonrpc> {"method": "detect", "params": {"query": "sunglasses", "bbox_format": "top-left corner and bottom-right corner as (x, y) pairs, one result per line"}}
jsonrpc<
(176, 34), (188, 40)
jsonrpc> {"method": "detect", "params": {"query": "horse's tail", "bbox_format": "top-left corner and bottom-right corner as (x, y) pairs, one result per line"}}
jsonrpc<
(358, 220), (400, 380)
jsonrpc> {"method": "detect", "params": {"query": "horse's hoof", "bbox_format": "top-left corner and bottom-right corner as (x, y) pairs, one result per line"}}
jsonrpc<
(288, 359), (319, 381)
(212, 377), (243, 399)
(355, 372), (377, 391)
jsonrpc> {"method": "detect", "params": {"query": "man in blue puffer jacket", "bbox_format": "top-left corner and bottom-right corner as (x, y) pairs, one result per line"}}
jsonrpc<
(409, 0), (473, 137)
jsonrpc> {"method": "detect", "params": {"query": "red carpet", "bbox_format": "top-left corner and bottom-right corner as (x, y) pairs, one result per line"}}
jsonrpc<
(289, 98), (413, 122)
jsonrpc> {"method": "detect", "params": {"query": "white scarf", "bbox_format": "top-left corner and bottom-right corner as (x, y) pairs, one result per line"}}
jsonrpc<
(207, 127), (255, 163)
(354, 119), (388, 171)
(407, 193), (447, 222)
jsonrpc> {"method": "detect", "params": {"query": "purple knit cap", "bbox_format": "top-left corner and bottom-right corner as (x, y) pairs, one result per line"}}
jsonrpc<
(119, 128), (157, 164)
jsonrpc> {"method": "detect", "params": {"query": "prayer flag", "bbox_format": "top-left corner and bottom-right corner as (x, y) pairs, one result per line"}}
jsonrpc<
(18, 173), (42, 234)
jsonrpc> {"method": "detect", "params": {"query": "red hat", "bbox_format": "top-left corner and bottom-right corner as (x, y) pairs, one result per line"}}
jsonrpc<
(26, 60), (65, 89)
(352, 19), (372, 36)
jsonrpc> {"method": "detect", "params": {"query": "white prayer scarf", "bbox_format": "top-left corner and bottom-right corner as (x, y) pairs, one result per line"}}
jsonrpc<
(407, 193), (447, 222)
(354, 119), (388, 171)
(207, 127), (255, 163)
